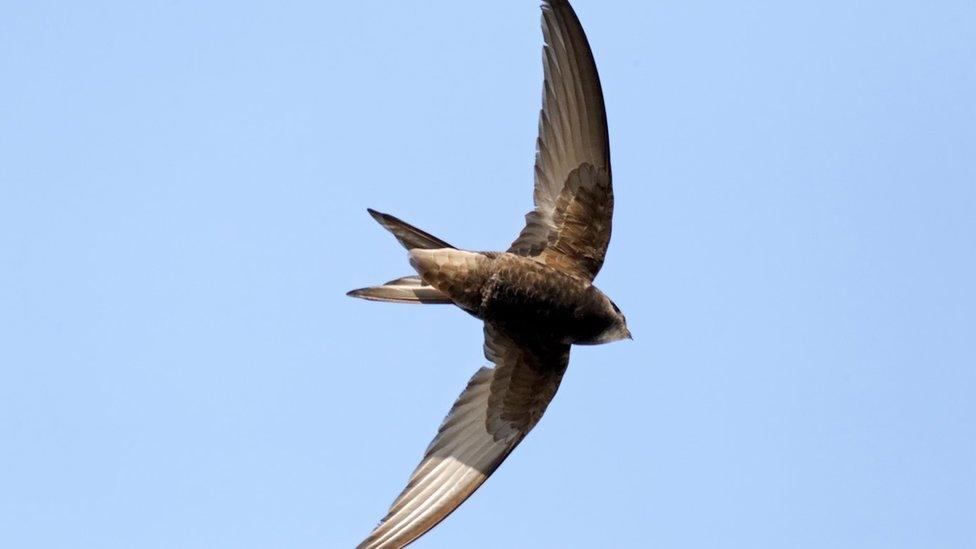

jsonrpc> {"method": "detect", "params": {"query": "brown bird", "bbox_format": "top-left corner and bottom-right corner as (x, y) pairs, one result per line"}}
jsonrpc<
(348, 1), (629, 547)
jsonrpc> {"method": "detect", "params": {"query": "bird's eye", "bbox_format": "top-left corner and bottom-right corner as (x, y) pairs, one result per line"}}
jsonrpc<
(610, 301), (620, 314)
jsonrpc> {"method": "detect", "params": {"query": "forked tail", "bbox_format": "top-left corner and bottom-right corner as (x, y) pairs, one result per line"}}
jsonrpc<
(365, 209), (455, 251)
(347, 275), (451, 304)
(346, 209), (454, 304)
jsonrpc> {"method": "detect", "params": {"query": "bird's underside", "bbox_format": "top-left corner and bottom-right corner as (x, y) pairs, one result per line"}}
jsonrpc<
(348, 1), (620, 547)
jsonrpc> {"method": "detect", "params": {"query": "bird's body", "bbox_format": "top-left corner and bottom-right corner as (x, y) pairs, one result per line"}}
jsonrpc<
(409, 249), (624, 346)
(347, 1), (628, 547)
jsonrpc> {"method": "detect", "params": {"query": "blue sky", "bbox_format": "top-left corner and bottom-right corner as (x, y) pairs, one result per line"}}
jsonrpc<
(2, 1), (974, 547)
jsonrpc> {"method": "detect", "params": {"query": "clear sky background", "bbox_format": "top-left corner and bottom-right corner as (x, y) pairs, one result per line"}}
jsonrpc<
(2, 1), (974, 548)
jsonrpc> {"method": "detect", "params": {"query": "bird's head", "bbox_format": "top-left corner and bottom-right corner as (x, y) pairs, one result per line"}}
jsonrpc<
(599, 298), (632, 343)
(575, 289), (632, 345)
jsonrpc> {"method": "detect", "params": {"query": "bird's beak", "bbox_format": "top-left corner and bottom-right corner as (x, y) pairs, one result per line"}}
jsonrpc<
(625, 329), (633, 340)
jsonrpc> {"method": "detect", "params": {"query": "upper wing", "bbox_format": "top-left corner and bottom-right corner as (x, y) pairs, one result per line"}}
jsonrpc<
(509, 0), (613, 281)
(357, 326), (570, 549)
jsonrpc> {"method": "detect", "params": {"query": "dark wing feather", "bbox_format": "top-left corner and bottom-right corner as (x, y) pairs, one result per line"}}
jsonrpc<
(357, 326), (569, 548)
(509, 0), (613, 281)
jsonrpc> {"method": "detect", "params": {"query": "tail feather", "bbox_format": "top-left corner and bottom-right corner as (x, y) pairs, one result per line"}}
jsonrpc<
(368, 209), (455, 251)
(349, 209), (457, 304)
(347, 275), (453, 304)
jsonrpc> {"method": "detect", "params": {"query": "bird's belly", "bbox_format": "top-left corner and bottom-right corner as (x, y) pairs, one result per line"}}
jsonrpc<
(411, 249), (605, 343)
(477, 256), (592, 343)
(480, 288), (579, 341)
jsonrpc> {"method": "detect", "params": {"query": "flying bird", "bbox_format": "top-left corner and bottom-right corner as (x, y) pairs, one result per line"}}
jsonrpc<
(348, 1), (629, 547)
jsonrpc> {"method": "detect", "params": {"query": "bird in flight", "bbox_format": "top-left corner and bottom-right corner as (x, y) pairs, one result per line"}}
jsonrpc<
(348, 1), (629, 547)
